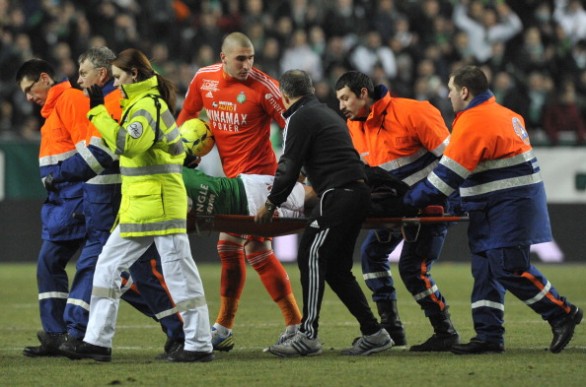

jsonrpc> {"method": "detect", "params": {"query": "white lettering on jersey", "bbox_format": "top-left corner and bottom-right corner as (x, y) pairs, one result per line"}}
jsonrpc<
(206, 109), (249, 132)
(201, 79), (219, 92)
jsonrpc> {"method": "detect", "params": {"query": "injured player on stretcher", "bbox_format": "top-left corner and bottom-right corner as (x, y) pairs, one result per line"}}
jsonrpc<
(183, 165), (420, 225)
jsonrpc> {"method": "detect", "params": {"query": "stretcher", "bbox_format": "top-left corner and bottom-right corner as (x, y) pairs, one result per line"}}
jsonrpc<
(188, 206), (468, 238)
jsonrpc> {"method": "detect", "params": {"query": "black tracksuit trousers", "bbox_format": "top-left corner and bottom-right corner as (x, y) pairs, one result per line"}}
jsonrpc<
(297, 181), (381, 339)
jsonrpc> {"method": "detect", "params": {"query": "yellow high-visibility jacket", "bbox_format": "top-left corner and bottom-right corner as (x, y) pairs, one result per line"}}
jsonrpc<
(88, 76), (187, 237)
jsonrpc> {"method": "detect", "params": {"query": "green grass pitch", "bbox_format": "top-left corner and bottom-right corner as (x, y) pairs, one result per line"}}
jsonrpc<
(1, 261), (584, 386)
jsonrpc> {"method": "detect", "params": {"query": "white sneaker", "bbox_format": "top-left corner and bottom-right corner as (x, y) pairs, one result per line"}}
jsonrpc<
(276, 324), (300, 345)
(341, 328), (393, 356)
(267, 331), (323, 358)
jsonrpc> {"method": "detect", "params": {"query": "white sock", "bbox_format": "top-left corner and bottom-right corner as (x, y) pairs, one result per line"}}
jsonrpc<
(213, 323), (232, 336)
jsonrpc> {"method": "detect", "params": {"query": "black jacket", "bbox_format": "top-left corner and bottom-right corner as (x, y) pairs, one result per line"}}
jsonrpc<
(268, 95), (366, 206)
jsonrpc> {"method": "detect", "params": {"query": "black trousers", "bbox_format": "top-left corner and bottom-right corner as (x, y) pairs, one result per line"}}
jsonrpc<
(297, 182), (380, 339)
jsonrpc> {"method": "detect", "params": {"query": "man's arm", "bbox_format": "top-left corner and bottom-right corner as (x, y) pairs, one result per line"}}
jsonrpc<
(177, 73), (204, 126)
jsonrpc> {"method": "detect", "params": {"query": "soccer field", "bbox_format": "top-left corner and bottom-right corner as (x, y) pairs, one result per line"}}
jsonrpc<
(1, 262), (585, 386)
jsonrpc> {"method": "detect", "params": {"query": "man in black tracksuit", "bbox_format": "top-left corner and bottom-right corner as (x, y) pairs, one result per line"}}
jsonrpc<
(255, 69), (392, 357)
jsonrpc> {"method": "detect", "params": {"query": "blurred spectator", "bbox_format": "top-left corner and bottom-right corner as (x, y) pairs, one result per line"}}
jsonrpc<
(280, 29), (323, 81)
(322, 0), (369, 44)
(191, 8), (223, 55)
(492, 70), (530, 121)
(256, 37), (281, 79)
(512, 26), (553, 74)
(242, 0), (271, 28)
(314, 79), (339, 111)
(308, 25), (327, 57)
(542, 79), (586, 145)
(453, 0), (522, 64)
(245, 20), (267, 52)
(407, 0), (449, 47)
(0, 0), (585, 146)
(390, 53), (415, 98)
(371, 0), (404, 43)
(273, 0), (324, 30)
(525, 70), (554, 132)
(350, 30), (397, 79)
(532, 0), (556, 40)
(553, 0), (586, 45)
(271, 15), (294, 48)
(322, 35), (352, 75)
(217, 0), (242, 33)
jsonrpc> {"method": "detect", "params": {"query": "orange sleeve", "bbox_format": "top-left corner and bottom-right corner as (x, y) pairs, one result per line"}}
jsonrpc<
(410, 101), (450, 153)
(177, 73), (203, 126)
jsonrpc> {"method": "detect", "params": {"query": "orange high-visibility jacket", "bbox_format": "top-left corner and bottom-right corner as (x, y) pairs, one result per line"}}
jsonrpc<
(346, 87), (450, 187)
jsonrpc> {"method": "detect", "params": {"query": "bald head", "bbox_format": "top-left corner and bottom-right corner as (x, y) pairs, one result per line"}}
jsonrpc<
(221, 32), (253, 53)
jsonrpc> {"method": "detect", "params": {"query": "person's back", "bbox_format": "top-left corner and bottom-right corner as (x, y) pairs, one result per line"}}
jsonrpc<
(445, 90), (551, 251)
(283, 96), (364, 195)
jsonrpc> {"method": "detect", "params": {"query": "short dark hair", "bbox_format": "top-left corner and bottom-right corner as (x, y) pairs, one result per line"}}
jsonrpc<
(335, 71), (374, 98)
(279, 69), (314, 99)
(16, 59), (55, 83)
(450, 65), (489, 97)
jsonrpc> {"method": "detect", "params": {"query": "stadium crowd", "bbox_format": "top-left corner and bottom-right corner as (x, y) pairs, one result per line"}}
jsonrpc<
(2, 0), (586, 145)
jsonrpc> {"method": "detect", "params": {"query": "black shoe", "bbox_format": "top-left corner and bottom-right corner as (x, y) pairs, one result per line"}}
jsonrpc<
(155, 338), (184, 360)
(167, 348), (214, 363)
(23, 331), (66, 358)
(409, 333), (459, 352)
(451, 338), (504, 355)
(550, 306), (583, 353)
(378, 301), (406, 346)
(59, 339), (111, 362)
(382, 325), (407, 346)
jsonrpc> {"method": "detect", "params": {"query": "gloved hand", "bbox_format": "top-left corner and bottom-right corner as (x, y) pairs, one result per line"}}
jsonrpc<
(44, 173), (57, 192)
(183, 154), (201, 168)
(87, 84), (104, 108)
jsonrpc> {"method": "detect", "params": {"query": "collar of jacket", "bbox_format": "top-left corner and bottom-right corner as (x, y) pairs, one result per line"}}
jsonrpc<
(102, 78), (117, 96)
(41, 79), (72, 118)
(120, 76), (160, 106)
(463, 90), (494, 112)
(283, 94), (316, 119)
(350, 84), (390, 123)
(365, 85), (392, 127)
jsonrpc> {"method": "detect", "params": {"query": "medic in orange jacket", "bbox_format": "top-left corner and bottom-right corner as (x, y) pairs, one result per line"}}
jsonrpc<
(49, 80), (121, 186)
(346, 85), (450, 187)
(177, 63), (286, 178)
(404, 91), (553, 252)
(38, 80), (89, 241)
(44, 80), (122, 236)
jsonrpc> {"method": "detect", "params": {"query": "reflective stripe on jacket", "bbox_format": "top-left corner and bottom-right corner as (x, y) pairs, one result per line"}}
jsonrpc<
(405, 93), (552, 252)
